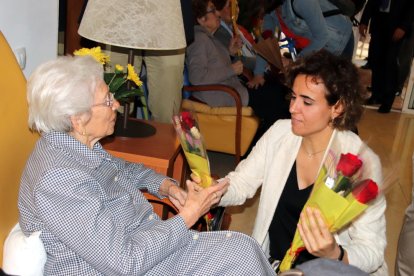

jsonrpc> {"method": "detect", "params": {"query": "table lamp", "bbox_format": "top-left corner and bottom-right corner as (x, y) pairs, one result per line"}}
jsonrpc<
(78, 0), (186, 137)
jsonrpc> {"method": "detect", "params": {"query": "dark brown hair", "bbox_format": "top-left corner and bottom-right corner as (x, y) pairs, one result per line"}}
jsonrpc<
(192, 0), (210, 24)
(211, 0), (227, 11)
(286, 50), (366, 131)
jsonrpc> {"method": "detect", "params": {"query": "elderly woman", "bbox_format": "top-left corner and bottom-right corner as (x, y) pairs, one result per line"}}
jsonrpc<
(212, 0), (269, 89)
(187, 0), (291, 135)
(18, 55), (275, 275)
(194, 50), (387, 274)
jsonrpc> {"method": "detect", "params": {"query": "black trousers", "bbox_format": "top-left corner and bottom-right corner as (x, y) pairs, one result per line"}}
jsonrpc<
(370, 12), (412, 110)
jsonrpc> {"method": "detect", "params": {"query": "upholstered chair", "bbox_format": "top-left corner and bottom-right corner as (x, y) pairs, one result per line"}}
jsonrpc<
(182, 84), (259, 164)
(0, 31), (39, 272)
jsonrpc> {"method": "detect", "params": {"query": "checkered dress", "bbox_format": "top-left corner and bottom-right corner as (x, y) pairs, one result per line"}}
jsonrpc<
(18, 132), (274, 275)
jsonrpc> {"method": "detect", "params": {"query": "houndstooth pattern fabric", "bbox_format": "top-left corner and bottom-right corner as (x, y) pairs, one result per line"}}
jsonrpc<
(18, 132), (275, 275)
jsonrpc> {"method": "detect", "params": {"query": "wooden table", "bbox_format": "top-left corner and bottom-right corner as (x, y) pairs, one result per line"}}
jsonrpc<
(101, 119), (186, 185)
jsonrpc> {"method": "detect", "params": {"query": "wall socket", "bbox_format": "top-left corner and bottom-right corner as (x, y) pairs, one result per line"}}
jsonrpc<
(13, 47), (26, 70)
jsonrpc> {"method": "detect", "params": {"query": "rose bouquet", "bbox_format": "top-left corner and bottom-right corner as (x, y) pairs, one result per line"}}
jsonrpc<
(279, 134), (379, 272)
(173, 111), (222, 230)
(172, 111), (212, 188)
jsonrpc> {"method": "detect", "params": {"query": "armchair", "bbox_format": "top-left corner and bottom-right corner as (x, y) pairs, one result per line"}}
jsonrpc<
(181, 84), (259, 164)
(0, 31), (39, 268)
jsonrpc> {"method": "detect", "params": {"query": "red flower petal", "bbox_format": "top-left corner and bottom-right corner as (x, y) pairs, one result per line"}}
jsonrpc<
(352, 179), (378, 204)
(336, 153), (363, 177)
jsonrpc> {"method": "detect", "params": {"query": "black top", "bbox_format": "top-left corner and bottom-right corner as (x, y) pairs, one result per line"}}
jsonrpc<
(268, 161), (316, 266)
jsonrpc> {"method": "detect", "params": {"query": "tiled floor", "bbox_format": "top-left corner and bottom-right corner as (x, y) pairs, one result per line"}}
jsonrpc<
(208, 107), (414, 275)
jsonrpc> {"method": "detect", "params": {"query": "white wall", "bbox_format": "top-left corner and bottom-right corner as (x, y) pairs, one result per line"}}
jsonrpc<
(0, 0), (59, 78)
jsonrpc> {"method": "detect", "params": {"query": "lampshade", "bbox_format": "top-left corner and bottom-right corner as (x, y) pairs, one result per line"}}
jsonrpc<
(78, 0), (186, 50)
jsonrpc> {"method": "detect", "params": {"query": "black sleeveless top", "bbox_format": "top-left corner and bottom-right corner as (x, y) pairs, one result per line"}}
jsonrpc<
(268, 161), (316, 266)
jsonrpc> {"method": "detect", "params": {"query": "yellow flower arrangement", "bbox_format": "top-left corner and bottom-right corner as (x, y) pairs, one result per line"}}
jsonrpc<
(126, 64), (143, 87)
(73, 46), (110, 65)
(73, 47), (145, 105)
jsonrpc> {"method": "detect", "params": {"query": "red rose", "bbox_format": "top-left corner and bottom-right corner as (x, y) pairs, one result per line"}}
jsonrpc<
(336, 153), (363, 177)
(181, 111), (194, 129)
(206, 212), (214, 220)
(352, 179), (378, 204)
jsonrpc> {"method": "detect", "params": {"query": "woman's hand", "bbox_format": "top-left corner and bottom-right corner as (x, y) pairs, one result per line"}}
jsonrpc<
(297, 207), (346, 262)
(190, 173), (230, 197)
(231, 61), (244, 75)
(229, 36), (243, 56)
(247, 75), (265, 89)
(167, 185), (187, 211)
(179, 179), (229, 228)
(159, 179), (187, 210)
(358, 24), (368, 38)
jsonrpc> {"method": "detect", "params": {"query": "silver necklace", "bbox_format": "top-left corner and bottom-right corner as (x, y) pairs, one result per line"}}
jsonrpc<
(304, 147), (326, 158)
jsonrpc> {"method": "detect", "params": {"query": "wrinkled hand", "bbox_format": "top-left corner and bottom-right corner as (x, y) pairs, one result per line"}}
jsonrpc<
(159, 179), (187, 210)
(392, 28), (405, 42)
(190, 173), (230, 197)
(231, 61), (244, 75)
(167, 185), (187, 211)
(358, 24), (368, 38)
(179, 179), (229, 228)
(297, 207), (342, 260)
(247, 75), (265, 89)
(229, 36), (243, 56)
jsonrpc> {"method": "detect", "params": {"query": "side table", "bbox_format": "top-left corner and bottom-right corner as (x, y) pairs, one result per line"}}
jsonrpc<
(101, 119), (186, 185)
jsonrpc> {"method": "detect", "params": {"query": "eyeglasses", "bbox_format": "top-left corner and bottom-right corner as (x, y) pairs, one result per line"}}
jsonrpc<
(206, 7), (217, 14)
(92, 93), (115, 108)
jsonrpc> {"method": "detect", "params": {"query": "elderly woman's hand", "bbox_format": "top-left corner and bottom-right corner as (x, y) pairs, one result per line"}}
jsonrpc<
(231, 61), (244, 76)
(167, 185), (187, 211)
(229, 36), (243, 56)
(297, 207), (347, 262)
(179, 179), (229, 228)
(159, 179), (187, 210)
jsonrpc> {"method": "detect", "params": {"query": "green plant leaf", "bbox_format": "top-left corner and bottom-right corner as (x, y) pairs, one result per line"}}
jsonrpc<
(103, 73), (115, 84)
(109, 77), (126, 92)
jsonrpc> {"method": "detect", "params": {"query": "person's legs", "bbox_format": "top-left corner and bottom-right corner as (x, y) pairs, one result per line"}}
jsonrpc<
(396, 28), (414, 93)
(368, 18), (389, 104)
(144, 49), (185, 123)
(147, 231), (275, 275)
(378, 39), (403, 113)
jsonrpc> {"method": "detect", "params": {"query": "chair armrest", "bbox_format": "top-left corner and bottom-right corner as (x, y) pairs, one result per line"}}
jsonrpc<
(181, 99), (254, 116)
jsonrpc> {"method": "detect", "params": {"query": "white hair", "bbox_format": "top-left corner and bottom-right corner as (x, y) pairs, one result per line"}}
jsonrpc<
(27, 55), (104, 133)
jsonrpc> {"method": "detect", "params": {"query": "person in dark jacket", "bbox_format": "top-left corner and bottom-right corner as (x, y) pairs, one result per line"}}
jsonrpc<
(359, 0), (414, 113)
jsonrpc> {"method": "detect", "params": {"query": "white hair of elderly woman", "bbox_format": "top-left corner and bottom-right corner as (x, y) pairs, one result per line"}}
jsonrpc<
(27, 55), (103, 133)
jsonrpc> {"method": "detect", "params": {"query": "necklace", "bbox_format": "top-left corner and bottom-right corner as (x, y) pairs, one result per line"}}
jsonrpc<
(303, 147), (326, 158)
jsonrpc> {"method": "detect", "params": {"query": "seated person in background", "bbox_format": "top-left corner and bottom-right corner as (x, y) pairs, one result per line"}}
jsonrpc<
(187, 0), (291, 136)
(194, 50), (387, 274)
(262, 0), (354, 59)
(18, 55), (276, 275)
(212, 0), (269, 89)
